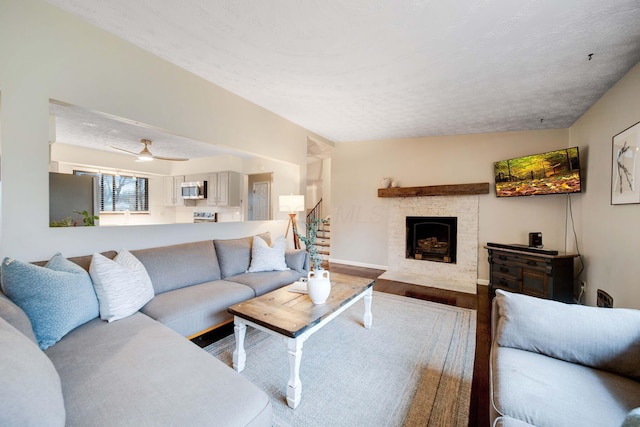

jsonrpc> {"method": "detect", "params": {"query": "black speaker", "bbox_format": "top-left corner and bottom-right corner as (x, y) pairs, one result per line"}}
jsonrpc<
(529, 232), (542, 248)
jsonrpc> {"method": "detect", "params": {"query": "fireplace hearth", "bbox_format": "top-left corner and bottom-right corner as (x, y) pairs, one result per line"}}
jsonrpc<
(406, 216), (457, 263)
(381, 195), (478, 294)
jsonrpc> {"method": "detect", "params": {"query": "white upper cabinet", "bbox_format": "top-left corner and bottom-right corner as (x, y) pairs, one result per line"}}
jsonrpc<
(163, 175), (185, 206)
(207, 171), (242, 206)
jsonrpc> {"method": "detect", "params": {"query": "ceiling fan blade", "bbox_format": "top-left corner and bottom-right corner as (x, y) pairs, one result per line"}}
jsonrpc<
(109, 145), (140, 156)
(153, 155), (189, 161)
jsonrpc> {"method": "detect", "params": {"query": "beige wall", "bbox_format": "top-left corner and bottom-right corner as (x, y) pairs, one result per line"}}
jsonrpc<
(570, 62), (640, 308)
(331, 128), (570, 281)
(321, 158), (332, 218)
(3, 1), (639, 308)
(0, 0), (309, 260)
(332, 61), (640, 308)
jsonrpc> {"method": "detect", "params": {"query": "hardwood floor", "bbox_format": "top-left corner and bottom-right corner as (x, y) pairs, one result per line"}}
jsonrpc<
(193, 263), (492, 427)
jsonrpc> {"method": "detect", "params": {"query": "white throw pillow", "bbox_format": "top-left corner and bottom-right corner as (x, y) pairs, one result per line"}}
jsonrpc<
(89, 249), (155, 322)
(247, 235), (289, 273)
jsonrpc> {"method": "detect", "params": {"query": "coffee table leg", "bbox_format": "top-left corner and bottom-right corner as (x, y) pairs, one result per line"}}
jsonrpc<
(364, 288), (373, 329)
(232, 317), (246, 372)
(286, 338), (303, 409)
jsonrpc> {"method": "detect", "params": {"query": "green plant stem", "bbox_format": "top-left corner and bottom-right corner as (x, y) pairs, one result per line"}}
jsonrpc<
(295, 218), (328, 270)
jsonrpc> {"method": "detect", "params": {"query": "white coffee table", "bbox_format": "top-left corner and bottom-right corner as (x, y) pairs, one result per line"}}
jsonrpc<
(228, 272), (374, 408)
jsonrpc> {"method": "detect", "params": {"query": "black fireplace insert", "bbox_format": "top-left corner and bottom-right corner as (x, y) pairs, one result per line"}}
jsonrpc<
(406, 216), (457, 263)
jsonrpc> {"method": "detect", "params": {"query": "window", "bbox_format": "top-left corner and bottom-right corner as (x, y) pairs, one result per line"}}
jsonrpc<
(74, 171), (149, 212)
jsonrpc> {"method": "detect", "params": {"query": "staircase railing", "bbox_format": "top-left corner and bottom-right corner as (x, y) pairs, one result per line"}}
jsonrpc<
(306, 198), (323, 224)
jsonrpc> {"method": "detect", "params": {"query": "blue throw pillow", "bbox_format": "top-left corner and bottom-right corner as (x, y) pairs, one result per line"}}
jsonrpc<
(1, 253), (99, 350)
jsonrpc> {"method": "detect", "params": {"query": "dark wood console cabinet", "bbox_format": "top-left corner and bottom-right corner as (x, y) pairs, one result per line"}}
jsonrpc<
(485, 245), (578, 303)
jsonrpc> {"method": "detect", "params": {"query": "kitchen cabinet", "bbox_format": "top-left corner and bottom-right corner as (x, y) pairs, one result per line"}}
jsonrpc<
(485, 245), (578, 303)
(207, 171), (242, 206)
(163, 176), (185, 206)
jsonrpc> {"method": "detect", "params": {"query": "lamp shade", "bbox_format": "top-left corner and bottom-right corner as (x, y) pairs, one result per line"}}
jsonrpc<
(279, 195), (305, 213)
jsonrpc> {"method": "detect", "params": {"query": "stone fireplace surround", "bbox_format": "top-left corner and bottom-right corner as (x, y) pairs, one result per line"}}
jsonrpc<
(379, 195), (479, 294)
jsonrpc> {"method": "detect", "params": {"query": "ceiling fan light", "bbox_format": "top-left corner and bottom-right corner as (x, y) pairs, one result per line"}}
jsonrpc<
(136, 154), (154, 162)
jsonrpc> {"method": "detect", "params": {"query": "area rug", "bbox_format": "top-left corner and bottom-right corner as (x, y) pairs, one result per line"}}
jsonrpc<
(205, 291), (476, 426)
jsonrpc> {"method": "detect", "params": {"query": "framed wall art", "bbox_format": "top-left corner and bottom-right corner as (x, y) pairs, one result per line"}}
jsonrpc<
(611, 121), (640, 205)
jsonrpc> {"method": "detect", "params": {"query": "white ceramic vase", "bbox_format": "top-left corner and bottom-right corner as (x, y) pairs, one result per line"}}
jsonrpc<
(307, 270), (331, 304)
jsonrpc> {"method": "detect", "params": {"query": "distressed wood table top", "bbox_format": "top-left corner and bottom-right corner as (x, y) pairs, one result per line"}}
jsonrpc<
(228, 272), (375, 338)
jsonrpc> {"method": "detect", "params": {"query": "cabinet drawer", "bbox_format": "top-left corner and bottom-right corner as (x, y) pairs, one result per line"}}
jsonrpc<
(491, 272), (519, 293)
(512, 257), (548, 270)
(492, 252), (548, 270)
(491, 262), (520, 276)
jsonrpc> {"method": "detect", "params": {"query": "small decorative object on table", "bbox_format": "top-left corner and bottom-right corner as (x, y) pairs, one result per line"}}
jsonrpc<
(307, 270), (331, 304)
(295, 217), (331, 304)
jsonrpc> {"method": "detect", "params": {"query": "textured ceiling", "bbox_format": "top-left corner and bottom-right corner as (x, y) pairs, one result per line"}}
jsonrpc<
(46, 0), (640, 143)
(50, 101), (249, 160)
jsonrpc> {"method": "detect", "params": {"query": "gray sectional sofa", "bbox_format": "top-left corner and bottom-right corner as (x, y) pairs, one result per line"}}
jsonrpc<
(490, 289), (640, 427)
(0, 233), (309, 426)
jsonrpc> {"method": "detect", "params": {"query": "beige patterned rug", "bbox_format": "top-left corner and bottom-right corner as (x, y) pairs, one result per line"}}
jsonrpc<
(205, 291), (476, 426)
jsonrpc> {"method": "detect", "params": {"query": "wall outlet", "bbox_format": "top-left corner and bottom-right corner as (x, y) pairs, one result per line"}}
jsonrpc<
(597, 289), (613, 308)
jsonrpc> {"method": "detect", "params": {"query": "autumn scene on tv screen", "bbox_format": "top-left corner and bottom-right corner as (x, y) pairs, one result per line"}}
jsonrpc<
(494, 148), (581, 197)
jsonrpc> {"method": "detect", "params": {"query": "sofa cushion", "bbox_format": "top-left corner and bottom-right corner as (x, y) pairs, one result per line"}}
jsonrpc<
(215, 236), (253, 278)
(31, 251), (118, 272)
(0, 317), (66, 426)
(1, 254), (99, 350)
(0, 291), (37, 344)
(495, 289), (640, 379)
(248, 235), (289, 273)
(285, 249), (308, 273)
(140, 280), (255, 337)
(89, 250), (155, 322)
(491, 346), (640, 427)
(45, 312), (272, 426)
(131, 240), (221, 294)
(214, 233), (272, 279)
(228, 269), (305, 296)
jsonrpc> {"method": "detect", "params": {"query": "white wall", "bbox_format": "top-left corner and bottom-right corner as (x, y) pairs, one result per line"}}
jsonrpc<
(321, 157), (332, 218)
(570, 62), (640, 308)
(306, 159), (323, 210)
(0, 0), (309, 260)
(331, 129), (571, 279)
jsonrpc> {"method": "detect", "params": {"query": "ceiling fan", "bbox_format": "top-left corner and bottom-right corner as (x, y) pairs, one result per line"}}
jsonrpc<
(110, 139), (188, 162)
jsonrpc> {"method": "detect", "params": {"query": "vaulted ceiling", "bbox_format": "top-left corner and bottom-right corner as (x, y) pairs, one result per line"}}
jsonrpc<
(46, 0), (640, 144)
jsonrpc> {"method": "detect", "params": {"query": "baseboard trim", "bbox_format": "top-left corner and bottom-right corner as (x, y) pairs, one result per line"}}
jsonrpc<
(329, 258), (388, 271)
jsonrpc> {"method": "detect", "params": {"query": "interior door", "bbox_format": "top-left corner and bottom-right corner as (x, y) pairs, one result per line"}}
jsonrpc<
(252, 181), (270, 220)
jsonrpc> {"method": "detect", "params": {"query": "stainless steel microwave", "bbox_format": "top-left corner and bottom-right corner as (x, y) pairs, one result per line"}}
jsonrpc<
(181, 181), (207, 199)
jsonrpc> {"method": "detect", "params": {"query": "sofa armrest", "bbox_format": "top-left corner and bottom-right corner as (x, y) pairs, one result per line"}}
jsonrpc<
(494, 289), (640, 379)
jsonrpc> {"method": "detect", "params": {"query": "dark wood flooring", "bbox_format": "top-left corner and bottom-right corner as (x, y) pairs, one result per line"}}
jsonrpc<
(193, 263), (491, 427)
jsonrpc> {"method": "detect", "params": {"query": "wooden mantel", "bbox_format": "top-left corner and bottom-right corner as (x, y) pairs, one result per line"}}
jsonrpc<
(378, 182), (490, 198)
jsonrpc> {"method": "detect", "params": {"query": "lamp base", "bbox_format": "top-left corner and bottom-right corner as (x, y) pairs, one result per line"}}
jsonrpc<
(285, 213), (301, 249)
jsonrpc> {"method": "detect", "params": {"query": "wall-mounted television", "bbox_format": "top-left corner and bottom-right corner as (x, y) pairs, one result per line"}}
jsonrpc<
(494, 147), (582, 197)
